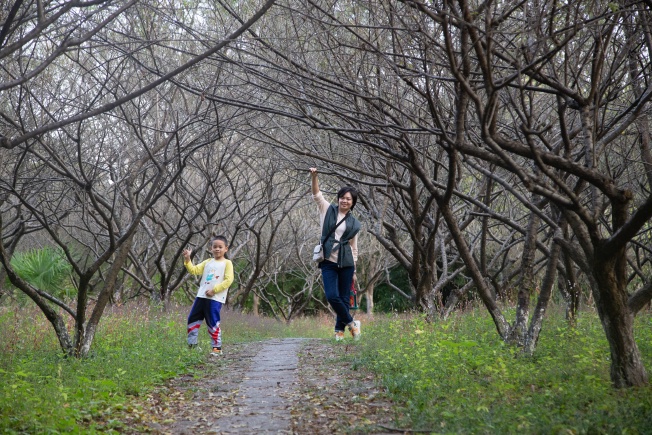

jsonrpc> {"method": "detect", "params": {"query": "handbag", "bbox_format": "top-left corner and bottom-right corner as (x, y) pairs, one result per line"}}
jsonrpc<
(312, 244), (325, 262)
(312, 212), (349, 263)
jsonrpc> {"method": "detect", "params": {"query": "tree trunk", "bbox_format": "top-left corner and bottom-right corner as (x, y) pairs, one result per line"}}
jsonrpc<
(0, 242), (75, 355)
(524, 231), (561, 355)
(78, 235), (135, 357)
(593, 251), (648, 387)
(561, 246), (580, 324)
(252, 292), (260, 316)
(508, 199), (540, 345)
(479, 172), (494, 276)
(365, 285), (374, 315)
(439, 203), (508, 338)
(0, 268), (8, 300)
(163, 288), (173, 312)
(441, 280), (474, 319)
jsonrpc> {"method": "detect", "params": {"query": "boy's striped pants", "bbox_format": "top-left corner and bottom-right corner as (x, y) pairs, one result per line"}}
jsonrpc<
(187, 298), (223, 348)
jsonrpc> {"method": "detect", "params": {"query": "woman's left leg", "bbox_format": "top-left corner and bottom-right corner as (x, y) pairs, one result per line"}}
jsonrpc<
(337, 266), (360, 338)
(336, 265), (355, 325)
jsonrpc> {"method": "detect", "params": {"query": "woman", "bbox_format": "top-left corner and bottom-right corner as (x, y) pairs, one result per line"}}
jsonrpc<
(309, 167), (362, 340)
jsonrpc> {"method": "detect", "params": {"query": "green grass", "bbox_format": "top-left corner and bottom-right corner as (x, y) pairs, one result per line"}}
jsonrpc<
(3, 302), (652, 434)
(0, 303), (330, 434)
(356, 308), (652, 434)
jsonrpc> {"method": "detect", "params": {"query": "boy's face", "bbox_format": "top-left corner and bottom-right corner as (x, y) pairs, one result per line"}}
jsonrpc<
(211, 240), (228, 259)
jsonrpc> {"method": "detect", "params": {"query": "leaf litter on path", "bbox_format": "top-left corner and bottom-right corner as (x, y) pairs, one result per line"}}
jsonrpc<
(289, 340), (397, 434)
(97, 339), (397, 434)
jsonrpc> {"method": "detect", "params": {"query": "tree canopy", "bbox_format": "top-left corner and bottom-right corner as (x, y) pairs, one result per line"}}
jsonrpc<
(1, 0), (652, 387)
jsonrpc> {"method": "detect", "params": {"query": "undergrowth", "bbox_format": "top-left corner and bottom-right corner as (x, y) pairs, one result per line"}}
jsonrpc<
(3, 301), (652, 434)
(0, 303), (330, 433)
(357, 308), (652, 434)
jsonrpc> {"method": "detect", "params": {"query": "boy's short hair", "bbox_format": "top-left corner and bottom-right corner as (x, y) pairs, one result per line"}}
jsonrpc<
(211, 235), (228, 246)
(337, 186), (358, 209)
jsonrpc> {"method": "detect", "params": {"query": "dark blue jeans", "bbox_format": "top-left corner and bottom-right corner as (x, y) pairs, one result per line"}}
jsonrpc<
(320, 260), (355, 332)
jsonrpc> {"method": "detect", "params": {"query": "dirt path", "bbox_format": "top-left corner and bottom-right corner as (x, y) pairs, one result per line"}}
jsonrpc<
(117, 338), (397, 434)
(210, 338), (303, 433)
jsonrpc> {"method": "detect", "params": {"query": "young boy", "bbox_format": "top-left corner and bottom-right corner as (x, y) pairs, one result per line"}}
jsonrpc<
(182, 235), (234, 356)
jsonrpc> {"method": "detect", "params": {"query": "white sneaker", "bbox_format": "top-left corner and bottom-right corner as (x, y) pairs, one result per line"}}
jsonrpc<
(335, 331), (345, 341)
(349, 320), (361, 340)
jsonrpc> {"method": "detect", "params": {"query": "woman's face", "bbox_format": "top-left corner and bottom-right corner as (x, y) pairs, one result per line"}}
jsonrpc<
(338, 192), (353, 213)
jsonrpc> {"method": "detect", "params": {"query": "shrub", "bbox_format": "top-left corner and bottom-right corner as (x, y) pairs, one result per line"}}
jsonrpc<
(9, 246), (75, 301)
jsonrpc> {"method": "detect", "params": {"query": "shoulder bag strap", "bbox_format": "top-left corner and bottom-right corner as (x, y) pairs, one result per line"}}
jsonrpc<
(321, 212), (349, 244)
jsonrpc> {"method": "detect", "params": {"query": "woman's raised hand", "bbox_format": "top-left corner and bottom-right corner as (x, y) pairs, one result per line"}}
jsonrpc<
(309, 168), (319, 194)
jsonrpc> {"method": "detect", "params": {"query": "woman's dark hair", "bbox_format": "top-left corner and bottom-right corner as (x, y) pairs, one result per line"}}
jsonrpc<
(337, 186), (358, 209)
